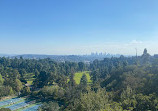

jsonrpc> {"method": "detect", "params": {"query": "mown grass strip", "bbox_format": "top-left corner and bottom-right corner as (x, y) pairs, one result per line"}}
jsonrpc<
(0, 99), (25, 108)
(68, 71), (92, 84)
(74, 71), (92, 84)
(16, 103), (41, 111)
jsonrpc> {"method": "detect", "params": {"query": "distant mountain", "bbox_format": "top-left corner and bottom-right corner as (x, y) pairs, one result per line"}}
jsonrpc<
(0, 54), (17, 57)
(14, 54), (123, 62)
(0, 53), (132, 62)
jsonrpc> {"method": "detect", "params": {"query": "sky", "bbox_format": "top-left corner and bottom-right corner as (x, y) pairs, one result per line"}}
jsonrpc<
(0, 0), (158, 55)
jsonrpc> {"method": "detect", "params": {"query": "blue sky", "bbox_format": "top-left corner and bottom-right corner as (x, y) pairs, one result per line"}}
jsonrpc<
(0, 0), (158, 55)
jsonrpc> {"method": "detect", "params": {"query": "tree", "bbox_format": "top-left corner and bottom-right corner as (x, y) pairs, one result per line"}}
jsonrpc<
(0, 86), (13, 97)
(91, 69), (99, 84)
(100, 66), (109, 79)
(34, 71), (49, 88)
(80, 74), (87, 87)
(38, 101), (60, 111)
(51, 64), (57, 75)
(74, 87), (122, 111)
(12, 69), (20, 79)
(0, 108), (11, 111)
(78, 62), (85, 72)
(120, 86), (137, 110)
(68, 73), (76, 88)
(21, 86), (30, 96)
(143, 48), (147, 54)
(34, 69), (40, 77)
(141, 48), (150, 64)
(135, 94), (158, 111)
(14, 79), (23, 92)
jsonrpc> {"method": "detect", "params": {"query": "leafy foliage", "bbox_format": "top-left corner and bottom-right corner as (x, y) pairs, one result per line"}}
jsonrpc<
(0, 49), (158, 110)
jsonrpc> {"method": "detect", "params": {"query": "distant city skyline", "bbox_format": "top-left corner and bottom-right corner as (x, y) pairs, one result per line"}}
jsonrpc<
(0, 0), (158, 55)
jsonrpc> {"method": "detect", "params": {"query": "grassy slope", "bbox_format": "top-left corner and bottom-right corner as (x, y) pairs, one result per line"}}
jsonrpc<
(74, 71), (92, 84)
(23, 73), (35, 85)
(16, 103), (38, 111)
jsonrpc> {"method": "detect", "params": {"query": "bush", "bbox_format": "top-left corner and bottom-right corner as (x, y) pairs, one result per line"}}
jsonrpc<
(0, 108), (11, 111)
(38, 101), (60, 111)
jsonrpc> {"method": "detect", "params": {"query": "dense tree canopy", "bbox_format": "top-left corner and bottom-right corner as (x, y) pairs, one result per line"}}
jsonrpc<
(1, 49), (158, 110)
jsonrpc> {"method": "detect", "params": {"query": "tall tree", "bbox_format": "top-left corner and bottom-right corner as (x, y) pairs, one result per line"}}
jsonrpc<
(14, 79), (23, 92)
(68, 73), (76, 88)
(91, 69), (99, 84)
(141, 48), (150, 64)
(78, 62), (85, 72)
(34, 71), (49, 88)
(80, 74), (87, 87)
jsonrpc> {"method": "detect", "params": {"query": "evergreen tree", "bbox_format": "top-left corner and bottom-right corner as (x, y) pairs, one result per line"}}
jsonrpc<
(141, 48), (150, 64)
(78, 62), (85, 72)
(80, 74), (87, 87)
(68, 73), (76, 88)
(91, 69), (99, 84)
(14, 79), (23, 92)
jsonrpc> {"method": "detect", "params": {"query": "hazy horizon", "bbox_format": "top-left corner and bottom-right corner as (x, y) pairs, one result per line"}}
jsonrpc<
(0, 0), (158, 55)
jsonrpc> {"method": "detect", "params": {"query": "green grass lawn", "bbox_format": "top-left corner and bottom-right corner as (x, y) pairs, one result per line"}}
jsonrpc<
(23, 73), (35, 85)
(16, 103), (39, 111)
(74, 71), (92, 84)
(27, 81), (33, 85)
